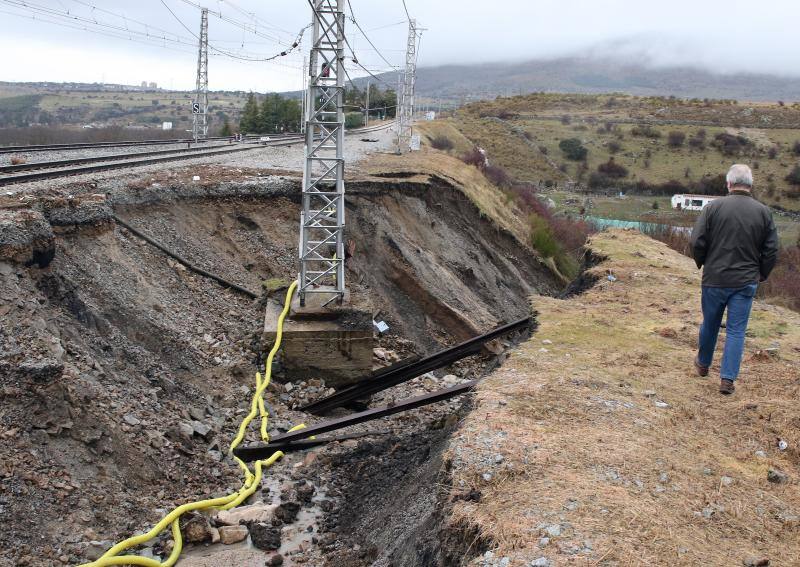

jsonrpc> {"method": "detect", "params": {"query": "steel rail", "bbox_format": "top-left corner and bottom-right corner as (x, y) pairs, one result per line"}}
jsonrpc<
(301, 316), (532, 414)
(0, 136), (235, 155)
(233, 380), (477, 461)
(0, 121), (390, 154)
(0, 122), (394, 186)
(0, 134), (297, 155)
(0, 142), (255, 173)
(0, 143), (286, 186)
(230, 430), (390, 455)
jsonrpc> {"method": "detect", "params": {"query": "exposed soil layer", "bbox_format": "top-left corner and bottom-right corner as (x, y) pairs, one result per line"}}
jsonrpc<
(0, 175), (555, 566)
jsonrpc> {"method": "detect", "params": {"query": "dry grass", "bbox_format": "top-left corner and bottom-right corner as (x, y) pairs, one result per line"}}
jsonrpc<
(357, 142), (531, 247)
(450, 114), (566, 185)
(447, 229), (800, 566)
(416, 120), (476, 155)
(452, 93), (800, 210)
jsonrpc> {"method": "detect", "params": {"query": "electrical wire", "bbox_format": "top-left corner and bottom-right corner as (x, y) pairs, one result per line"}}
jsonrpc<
(0, 0), (198, 47)
(160, 0), (310, 63)
(0, 5), (199, 55)
(345, 0), (397, 70)
(219, 0), (295, 37)
(174, 0), (293, 46)
(66, 0), (194, 41)
(401, 0), (412, 23)
(364, 19), (406, 32)
(303, 0), (397, 90)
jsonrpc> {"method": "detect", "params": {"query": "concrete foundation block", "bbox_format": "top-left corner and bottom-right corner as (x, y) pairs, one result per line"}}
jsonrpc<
(264, 290), (373, 388)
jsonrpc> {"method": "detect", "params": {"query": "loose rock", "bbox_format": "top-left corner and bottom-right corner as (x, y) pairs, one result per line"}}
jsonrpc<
(249, 522), (281, 551)
(767, 469), (789, 484)
(218, 525), (248, 545)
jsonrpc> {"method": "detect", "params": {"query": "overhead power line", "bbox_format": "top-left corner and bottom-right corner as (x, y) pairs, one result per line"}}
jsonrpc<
(218, 0), (296, 37)
(1, 0), (306, 66)
(0, 0), (197, 46)
(401, 0), (411, 23)
(160, 0), (310, 63)
(175, 0), (294, 46)
(345, 0), (398, 70)
(0, 6), (197, 55)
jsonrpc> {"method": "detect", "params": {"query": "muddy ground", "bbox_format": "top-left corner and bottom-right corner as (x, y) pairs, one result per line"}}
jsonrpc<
(0, 173), (558, 566)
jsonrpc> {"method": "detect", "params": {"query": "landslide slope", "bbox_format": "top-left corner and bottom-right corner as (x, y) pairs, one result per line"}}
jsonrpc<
(448, 229), (800, 566)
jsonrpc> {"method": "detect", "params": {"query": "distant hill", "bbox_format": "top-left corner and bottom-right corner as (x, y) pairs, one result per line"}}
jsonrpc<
(371, 58), (800, 103)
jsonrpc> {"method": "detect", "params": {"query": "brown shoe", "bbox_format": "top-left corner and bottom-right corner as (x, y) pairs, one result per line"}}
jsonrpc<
(719, 379), (735, 395)
(694, 357), (709, 377)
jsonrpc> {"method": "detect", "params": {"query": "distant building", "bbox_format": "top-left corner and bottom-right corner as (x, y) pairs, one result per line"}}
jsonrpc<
(671, 194), (719, 211)
(141, 81), (147, 88)
(149, 82), (158, 89)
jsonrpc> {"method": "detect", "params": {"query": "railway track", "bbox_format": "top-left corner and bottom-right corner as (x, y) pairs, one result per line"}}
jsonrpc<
(0, 141), (257, 174)
(0, 122), (393, 187)
(0, 134), (274, 155)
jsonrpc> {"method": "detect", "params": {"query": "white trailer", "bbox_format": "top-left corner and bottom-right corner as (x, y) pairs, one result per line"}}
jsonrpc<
(671, 194), (718, 211)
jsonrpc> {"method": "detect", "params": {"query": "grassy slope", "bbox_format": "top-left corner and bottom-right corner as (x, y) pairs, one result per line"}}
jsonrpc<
(452, 93), (800, 212)
(0, 85), (246, 128)
(447, 229), (800, 566)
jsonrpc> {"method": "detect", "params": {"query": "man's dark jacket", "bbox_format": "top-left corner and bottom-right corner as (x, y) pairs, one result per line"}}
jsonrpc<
(690, 191), (779, 288)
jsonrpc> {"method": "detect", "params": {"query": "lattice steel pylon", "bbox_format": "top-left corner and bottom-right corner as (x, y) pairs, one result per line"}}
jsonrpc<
(192, 8), (209, 143)
(299, 0), (346, 307)
(396, 19), (418, 152)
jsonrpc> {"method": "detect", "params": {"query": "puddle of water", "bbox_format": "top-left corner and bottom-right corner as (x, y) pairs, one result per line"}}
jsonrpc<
(585, 216), (691, 234)
(178, 474), (327, 566)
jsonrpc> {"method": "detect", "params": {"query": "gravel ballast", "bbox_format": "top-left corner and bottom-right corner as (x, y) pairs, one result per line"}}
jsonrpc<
(2, 125), (396, 197)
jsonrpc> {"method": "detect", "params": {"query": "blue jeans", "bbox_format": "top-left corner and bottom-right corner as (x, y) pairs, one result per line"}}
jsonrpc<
(697, 283), (758, 381)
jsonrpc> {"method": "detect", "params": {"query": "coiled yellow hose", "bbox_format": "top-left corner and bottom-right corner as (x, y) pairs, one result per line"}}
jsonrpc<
(81, 281), (302, 567)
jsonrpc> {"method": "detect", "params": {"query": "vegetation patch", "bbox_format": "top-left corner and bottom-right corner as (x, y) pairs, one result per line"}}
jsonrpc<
(447, 229), (800, 566)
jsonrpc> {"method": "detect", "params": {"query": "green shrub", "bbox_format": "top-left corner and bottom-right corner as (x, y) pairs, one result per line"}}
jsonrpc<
(558, 138), (588, 161)
(630, 125), (661, 138)
(430, 135), (454, 150)
(529, 214), (559, 258)
(344, 112), (364, 129)
(785, 165), (800, 185)
(597, 158), (629, 178)
(667, 131), (686, 147)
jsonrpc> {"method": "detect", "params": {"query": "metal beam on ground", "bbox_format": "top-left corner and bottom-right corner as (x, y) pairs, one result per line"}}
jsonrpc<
(233, 380), (477, 461)
(301, 317), (532, 414)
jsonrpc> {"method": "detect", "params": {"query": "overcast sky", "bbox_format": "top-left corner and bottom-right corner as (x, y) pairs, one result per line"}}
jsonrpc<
(0, 0), (797, 92)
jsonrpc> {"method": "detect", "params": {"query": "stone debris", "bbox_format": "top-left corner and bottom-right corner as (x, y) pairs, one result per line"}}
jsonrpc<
(218, 525), (248, 545)
(249, 522), (282, 551)
(767, 469), (789, 484)
(215, 503), (276, 526)
(123, 414), (141, 426)
(182, 515), (214, 544)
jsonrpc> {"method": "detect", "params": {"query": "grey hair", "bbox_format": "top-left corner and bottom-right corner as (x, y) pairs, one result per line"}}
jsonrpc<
(726, 164), (753, 188)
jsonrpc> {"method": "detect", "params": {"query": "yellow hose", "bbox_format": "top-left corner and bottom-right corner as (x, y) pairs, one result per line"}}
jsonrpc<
(81, 281), (301, 567)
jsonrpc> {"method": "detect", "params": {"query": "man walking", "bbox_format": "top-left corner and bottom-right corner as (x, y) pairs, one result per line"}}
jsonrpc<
(690, 164), (779, 395)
